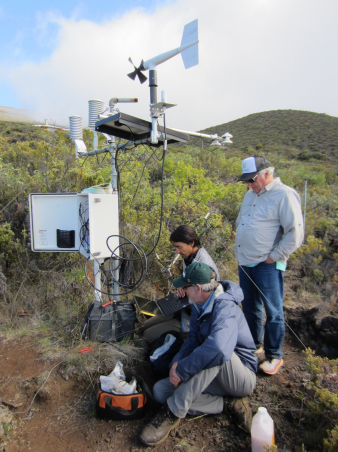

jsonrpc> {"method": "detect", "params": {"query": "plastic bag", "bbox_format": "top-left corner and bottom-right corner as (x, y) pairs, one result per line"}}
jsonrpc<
(150, 334), (176, 362)
(100, 361), (138, 395)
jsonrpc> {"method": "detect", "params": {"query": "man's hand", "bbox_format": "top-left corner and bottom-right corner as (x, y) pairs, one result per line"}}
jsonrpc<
(264, 256), (275, 264)
(169, 362), (182, 387)
(176, 288), (186, 298)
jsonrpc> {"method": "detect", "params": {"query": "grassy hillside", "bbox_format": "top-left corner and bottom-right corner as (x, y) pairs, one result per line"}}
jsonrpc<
(1, 112), (338, 449)
(0, 105), (34, 123)
(199, 110), (338, 160)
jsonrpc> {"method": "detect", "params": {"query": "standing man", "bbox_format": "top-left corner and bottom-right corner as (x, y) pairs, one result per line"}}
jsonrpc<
(139, 262), (257, 447)
(236, 156), (304, 375)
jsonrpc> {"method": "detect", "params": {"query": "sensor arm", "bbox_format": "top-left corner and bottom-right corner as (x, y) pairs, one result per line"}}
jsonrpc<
(169, 128), (220, 140)
(143, 40), (198, 70)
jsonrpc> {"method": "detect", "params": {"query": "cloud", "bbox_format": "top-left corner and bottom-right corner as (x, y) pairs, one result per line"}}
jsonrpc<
(1, 0), (338, 132)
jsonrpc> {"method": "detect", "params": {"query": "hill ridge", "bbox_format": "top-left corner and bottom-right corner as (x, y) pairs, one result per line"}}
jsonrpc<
(200, 109), (338, 158)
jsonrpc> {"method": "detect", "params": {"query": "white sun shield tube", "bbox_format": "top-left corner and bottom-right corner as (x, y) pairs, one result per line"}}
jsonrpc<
(69, 116), (88, 157)
(88, 100), (105, 130)
(89, 100), (105, 151)
(69, 115), (83, 140)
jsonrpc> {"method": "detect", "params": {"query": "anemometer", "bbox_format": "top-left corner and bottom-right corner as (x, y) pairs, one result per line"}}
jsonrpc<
(29, 19), (233, 305)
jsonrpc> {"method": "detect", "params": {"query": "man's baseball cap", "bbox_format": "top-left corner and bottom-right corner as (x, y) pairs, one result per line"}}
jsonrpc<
(173, 262), (211, 288)
(237, 156), (270, 182)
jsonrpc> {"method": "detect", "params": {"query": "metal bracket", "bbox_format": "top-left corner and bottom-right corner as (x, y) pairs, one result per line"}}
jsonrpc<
(150, 102), (176, 118)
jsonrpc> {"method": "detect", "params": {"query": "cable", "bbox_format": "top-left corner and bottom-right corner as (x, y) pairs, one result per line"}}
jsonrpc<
(0, 180), (33, 214)
(82, 118), (166, 298)
(141, 113), (167, 258)
(79, 201), (90, 253)
(13, 361), (62, 415)
(120, 145), (161, 209)
(107, 235), (148, 294)
(79, 156), (89, 167)
(99, 152), (109, 167)
(83, 235), (148, 298)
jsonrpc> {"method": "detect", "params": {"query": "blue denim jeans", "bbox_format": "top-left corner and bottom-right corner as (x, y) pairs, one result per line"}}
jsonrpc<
(238, 262), (285, 360)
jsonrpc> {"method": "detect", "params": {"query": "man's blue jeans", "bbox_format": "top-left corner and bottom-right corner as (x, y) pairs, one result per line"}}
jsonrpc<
(238, 262), (285, 360)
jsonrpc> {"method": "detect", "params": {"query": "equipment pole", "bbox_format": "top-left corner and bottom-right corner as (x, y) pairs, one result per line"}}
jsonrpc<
(149, 69), (158, 144)
(303, 179), (307, 243)
(109, 138), (120, 296)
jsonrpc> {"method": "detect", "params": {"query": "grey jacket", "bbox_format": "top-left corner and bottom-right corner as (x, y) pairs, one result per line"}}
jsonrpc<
(235, 177), (304, 266)
(182, 246), (220, 280)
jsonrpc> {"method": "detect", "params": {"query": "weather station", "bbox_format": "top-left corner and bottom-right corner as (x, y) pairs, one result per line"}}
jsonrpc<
(28, 19), (233, 342)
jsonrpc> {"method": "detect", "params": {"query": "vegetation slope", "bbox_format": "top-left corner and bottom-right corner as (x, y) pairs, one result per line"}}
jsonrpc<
(1, 110), (338, 450)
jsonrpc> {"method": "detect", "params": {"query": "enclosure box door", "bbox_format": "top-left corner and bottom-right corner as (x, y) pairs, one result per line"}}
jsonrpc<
(29, 193), (119, 259)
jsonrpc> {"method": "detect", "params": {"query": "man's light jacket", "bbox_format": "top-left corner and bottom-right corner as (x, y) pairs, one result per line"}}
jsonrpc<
(235, 177), (304, 266)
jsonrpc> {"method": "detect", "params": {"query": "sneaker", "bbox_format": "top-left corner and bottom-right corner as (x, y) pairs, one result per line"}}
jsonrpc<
(254, 346), (264, 355)
(226, 397), (252, 433)
(139, 405), (181, 447)
(259, 358), (283, 375)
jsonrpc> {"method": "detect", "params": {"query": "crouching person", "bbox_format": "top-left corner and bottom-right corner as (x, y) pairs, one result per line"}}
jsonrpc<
(139, 262), (258, 447)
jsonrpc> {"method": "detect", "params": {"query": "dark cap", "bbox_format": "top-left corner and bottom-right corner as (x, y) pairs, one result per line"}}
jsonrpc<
(173, 262), (211, 288)
(237, 156), (270, 182)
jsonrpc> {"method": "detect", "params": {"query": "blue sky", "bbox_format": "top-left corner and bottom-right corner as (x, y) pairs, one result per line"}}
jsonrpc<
(1, 0), (338, 131)
(0, 0), (169, 107)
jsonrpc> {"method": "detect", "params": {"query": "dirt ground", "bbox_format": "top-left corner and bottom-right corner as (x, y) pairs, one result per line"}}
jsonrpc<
(0, 331), (319, 452)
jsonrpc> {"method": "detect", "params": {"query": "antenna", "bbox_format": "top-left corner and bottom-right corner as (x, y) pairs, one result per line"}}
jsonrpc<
(127, 19), (199, 144)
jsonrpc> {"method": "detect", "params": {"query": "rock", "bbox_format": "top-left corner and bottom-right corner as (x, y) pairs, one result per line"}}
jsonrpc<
(0, 406), (13, 440)
(277, 375), (287, 385)
(0, 406), (13, 425)
(221, 420), (230, 428)
(285, 409), (297, 423)
(268, 385), (281, 395)
(285, 305), (338, 358)
(4, 444), (20, 452)
(37, 388), (51, 400)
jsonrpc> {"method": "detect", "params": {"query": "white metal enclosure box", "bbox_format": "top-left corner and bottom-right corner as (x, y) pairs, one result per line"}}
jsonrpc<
(29, 193), (119, 259)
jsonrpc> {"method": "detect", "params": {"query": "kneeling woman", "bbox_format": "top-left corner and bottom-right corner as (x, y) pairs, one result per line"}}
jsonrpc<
(140, 224), (220, 343)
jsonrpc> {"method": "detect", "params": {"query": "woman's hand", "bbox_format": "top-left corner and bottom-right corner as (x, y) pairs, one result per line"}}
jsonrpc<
(176, 287), (186, 298)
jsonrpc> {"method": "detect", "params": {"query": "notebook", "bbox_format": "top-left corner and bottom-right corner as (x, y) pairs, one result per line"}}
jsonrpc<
(134, 294), (189, 317)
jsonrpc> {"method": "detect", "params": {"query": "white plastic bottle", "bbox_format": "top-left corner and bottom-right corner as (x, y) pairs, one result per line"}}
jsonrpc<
(251, 407), (275, 452)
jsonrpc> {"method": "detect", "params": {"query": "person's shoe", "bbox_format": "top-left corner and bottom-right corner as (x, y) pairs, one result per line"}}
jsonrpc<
(259, 358), (283, 375)
(254, 346), (264, 355)
(139, 405), (181, 447)
(227, 397), (252, 433)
